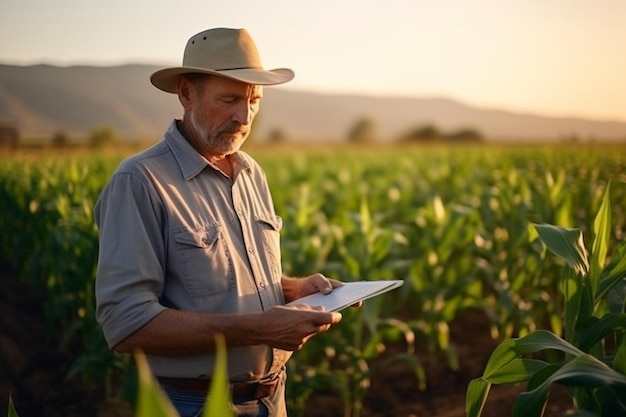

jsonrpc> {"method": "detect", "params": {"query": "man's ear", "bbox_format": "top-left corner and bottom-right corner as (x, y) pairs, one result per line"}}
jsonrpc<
(177, 77), (194, 110)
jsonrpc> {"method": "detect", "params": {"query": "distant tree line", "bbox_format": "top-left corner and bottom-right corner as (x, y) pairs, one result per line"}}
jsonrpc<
(347, 116), (484, 144)
(8, 115), (619, 149)
(48, 125), (118, 148)
(398, 123), (483, 144)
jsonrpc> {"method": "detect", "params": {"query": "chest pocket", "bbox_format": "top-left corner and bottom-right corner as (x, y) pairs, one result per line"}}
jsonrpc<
(174, 225), (234, 298)
(254, 213), (283, 280)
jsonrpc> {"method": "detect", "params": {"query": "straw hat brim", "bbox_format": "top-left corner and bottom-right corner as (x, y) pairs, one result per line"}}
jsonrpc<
(150, 66), (295, 93)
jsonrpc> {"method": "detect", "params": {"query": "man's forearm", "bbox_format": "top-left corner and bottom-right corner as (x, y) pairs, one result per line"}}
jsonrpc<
(113, 308), (265, 356)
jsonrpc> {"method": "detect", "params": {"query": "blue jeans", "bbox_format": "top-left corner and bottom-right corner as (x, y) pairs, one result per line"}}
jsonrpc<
(163, 373), (286, 417)
(165, 388), (270, 417)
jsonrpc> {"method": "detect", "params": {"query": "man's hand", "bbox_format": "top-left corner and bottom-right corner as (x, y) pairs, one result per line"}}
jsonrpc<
(300, 273), (344, 296)
(282, 273), (343, 302)
(258, 305), (342, 351)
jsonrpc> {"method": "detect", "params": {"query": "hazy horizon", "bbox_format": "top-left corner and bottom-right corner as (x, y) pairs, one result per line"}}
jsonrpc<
(1, 0), (625, 122)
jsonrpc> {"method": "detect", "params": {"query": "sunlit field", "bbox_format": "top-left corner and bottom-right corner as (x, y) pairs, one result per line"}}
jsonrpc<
(1, 142), (625, 416)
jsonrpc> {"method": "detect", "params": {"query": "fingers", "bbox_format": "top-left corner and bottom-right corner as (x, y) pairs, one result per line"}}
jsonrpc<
(267, 305), (342, 351)
(284, 305), (342, 324)
(329, 311), (342, 324)
(330, 279), (344, 289)
(312, 311), (342, 326)
(310, 273), (342, 295)
(314, 273), (333, 295)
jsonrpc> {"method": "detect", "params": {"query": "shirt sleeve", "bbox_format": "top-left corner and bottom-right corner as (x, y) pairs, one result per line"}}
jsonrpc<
(94, 169), (168, 348)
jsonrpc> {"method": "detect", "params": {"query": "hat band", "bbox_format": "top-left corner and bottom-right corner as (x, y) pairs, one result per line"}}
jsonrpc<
(214, 66), (264, 71)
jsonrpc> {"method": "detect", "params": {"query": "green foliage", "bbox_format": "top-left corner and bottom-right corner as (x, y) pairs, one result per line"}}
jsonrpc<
(135, 352), (179, 417)
(134, 334), (232, 416)
(8, 394), (19, 417)
(203, 334), (233, 417)
(467, 184), (626, 417)
(1, 145), (625, 416)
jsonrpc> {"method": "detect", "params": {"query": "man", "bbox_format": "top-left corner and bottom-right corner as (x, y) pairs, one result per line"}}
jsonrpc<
(94, 27), (343, 417)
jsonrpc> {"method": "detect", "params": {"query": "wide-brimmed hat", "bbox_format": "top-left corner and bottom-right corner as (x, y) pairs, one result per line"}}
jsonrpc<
(150, 27), (294, 93)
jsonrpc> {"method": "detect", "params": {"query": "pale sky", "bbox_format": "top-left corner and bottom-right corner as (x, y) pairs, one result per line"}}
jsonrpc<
(1, 0), (625, 121)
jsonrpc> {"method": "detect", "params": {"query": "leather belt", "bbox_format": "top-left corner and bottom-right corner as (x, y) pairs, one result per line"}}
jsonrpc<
(157, 374), (281, 400)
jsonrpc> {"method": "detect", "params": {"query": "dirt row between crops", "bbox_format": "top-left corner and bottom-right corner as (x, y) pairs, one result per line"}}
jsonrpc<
(0, 259), (572, 416)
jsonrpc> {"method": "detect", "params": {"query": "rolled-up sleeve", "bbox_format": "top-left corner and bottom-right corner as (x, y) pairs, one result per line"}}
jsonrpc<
(94, 169), (168, 348)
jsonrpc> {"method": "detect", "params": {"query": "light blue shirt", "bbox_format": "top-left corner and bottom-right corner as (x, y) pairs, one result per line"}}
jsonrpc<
(94, 120), (287, 381)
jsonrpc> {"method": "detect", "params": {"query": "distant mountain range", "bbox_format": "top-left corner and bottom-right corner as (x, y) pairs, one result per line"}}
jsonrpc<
(1, 63), (625, 143)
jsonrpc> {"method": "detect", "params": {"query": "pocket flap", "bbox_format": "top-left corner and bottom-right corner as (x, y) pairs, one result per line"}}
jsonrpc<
(255, 213), (283, 231)
(174, 226), (219, 248)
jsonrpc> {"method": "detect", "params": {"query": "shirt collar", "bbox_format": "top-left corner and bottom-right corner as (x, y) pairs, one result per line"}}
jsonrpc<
(163, 120), (251, 181)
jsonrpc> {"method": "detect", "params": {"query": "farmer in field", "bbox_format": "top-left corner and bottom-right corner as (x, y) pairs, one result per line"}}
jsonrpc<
(94, 27), (343, 417)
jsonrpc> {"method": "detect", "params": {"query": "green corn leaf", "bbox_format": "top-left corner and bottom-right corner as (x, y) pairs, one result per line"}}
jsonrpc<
(8, 394), (19, 417)
(513, 330), (584, 357)
(135, 351), (179, 417)
(590, 184), (611, 295)
(484, 358), (549, 384)
(512, 354), (626, 417)
(480, 338), (519, 379)
(359, 197), (372, 235)
(596, 241), (626, 303)
(466, 378), (491, 417)
(551, 353), (626, 387)
(560, 266), (583, 342)
(525, 363), (561, 391)
(614, 335), (626, 375)
(576, 313), (626, 353)
(533, 224), (589, 276)
(204, 333), (233, 417)
(575, 276), (597, 336)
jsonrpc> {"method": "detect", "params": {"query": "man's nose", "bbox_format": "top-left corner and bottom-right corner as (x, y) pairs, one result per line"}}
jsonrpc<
(232, 102), (253, 125)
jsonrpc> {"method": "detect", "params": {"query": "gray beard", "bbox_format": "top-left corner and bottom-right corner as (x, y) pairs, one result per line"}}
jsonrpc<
(190, 112), (246, 155)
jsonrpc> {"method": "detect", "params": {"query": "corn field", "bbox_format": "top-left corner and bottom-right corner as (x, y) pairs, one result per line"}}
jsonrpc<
(1, 144), (625, 416)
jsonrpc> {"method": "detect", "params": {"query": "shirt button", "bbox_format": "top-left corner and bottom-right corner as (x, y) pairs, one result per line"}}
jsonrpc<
(248, 247), (254, 254)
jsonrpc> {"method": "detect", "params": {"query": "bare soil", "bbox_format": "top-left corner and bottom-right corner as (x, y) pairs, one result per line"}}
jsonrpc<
(0, 260), (573, 417)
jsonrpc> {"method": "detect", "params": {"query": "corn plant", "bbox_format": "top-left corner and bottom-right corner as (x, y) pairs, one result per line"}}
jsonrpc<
(7, 395), (18, 417)
(134, 352), (180, 417)
(467, 183), (626, 417)
(135, 333), (232, 417)
(286, 196), (420, 417)
(2, 145), (625, 415)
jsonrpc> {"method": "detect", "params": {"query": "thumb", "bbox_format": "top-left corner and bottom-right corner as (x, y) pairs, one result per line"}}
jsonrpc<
(324, 311), (342, 325)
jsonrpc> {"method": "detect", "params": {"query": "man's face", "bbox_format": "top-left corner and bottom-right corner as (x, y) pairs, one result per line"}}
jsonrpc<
(185, 75), (263, 156)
